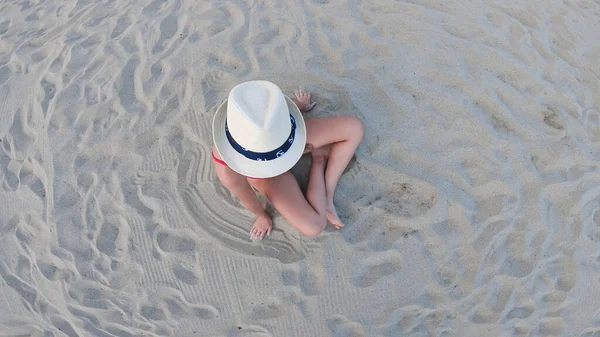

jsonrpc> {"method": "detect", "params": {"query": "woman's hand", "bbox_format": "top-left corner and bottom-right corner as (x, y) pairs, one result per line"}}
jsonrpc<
(250, 214), (272, 240)
(292, 89), (317, 113)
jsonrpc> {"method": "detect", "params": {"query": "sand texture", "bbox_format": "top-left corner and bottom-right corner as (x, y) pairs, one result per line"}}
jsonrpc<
(1, 0), (600, 336)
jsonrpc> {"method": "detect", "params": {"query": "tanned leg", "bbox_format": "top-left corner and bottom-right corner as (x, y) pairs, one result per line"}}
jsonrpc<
(249, 148), (330, 237)
(304, 116), (364, 228)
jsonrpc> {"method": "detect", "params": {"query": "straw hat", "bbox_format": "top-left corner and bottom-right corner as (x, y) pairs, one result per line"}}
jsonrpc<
(212, 80), (307, 178)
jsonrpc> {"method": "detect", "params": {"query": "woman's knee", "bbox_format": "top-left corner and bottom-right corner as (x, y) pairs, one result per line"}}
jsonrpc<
(348, 116), (364, 141)
(299, 223), (324, 237)
(294, 217), (326, 237)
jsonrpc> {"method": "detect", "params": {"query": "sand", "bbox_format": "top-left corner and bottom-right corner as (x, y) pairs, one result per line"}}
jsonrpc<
(1, 0), (600, 336)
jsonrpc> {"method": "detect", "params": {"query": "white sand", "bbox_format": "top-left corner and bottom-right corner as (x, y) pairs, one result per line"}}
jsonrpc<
(1, 0), (600, 336)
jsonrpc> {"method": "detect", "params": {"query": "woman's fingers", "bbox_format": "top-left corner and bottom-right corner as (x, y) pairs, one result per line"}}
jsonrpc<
(293, 89), (315, 113)
(295, 90), (310, 99)
(250, 226), (267, 240)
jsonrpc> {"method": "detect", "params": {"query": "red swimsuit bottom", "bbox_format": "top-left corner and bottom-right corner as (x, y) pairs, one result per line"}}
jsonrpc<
(212, 151), (263, 180)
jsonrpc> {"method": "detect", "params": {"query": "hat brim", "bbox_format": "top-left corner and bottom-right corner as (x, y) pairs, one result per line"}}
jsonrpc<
(212, 96), (307, 178)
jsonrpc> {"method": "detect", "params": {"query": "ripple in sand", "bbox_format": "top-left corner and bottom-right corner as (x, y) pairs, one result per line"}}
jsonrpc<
(176, 144), (308, 263)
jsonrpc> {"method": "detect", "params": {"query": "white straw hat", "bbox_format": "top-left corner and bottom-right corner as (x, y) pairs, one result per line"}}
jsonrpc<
(212, 80), (306, 178)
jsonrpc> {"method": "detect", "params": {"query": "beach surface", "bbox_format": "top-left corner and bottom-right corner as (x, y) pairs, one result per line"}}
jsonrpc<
(1, 0), (600, 336)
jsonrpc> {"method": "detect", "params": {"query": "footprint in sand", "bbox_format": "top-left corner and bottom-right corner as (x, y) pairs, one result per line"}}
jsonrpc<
(469, 276), (517, 324)
(0, 20), (10, 36)
(0, 213), (63, 316)
(352, 180), (438, 220)
(581, 327), (600, 337)
(351, 250), (402, 287)
(296, 260), (325, 296)
(111, 13), (131, 38)
(176, 144), (308, 263)
(381, 306), (450, 337)
(0, 110), (47, 199)
(230, 325), (273, 337)
(152, 14), (179, 54)
(3, 157), (47, 199)
(206, 52), (245, 74)
(247, 286), (301, 320)
(582, 204), (600, 241)
(160, 288), (218, 319)
(95, 215), (131, 259)
(327, 315), (366, 337)
(250, 18), (281, 45)
(0, 64), (11, 86)
(530, 317), (566, 336)
(117, 56), (148, 113)
(5, 107), (38, 158)
(341, 174), (438, 245)
(143, 0), (172, 17)
(501, 284), (534, 321)
(39, 77), (56, 116)
(36, 258), (76, 282)
(49, 315), (80, 337)
(171, 261), (201, 285)
(154, 228), (196, 255)
(249, 262), (324, 319)
(580, 107), (600, 142)
(542, 109), (565, 131)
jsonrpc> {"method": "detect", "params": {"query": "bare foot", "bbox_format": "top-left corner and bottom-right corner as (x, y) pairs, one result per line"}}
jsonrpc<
(250, 215), (272, 240)
(327, 200), (344, 229)
(291, 89), (317, 113)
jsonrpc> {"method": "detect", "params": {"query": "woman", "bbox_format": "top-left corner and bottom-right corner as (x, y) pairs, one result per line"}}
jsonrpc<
(212, 81), (363, 240)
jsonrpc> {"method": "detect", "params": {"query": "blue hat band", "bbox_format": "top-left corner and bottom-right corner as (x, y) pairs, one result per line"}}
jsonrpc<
(225, 114), (297, 162)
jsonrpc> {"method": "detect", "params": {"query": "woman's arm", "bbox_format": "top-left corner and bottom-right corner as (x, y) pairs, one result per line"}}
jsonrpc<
(213, 154), (267, 218)
(213, 148), (272, 240)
